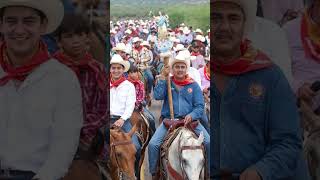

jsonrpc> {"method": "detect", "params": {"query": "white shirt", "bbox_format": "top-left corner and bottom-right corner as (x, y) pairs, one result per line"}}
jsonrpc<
(110, 80), (136, 120)
(0, 59), (83, 180)
(250, 17), (293, 85)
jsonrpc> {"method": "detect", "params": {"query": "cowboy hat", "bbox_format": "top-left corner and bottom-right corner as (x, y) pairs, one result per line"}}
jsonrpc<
(110, 54), (130, 72)
(212, 0), (257, 37)
(183, 27), (191, 34)
(0, 0), (64, 34)
(132, 37), (142, 43)
(125, 29), (132, 34)
(170, 51), (190, 69)
(112, 43), (127, 52)
(195, 28), (203, 34)
(175, 44), (186, 52)
(142, 29), (149, 34)
(195, 35), (206, 42)
(141, 41), (150, 47)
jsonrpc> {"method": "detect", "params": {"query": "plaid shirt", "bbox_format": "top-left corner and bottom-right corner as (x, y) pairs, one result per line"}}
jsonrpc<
(130, 79), (145, 110)
(77, 61), (107, 147)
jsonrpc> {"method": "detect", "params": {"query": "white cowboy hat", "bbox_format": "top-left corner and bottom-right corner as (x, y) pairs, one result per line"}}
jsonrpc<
(142, 29), (149, 34)
(175, 44), (186, 52)
(183, 27), (191, 34)
(212, 0), (257, 37)
(195, 28), (203, 34)
(170, 51), (190, 69)
(110, 54), (130, 72)
(180, 23), (186, 27)
(112, 43), (127, 52)
(125, 29), (132, 34)
(141, 41), (150, 47)
(0, 0), (64, 34)
(110, 29), (117, 34)
(132, 37), (142, 43)
(195, 35), (206, 42)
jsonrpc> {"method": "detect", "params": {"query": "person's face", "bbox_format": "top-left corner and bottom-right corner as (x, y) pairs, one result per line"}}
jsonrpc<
(0, 6), (47, 57)
(212, 2), (245, 57)
(110, 64), (124, 80)
(134, 41), (140, 48)
(128, 71), (139, 80)
(58, 32), (88, 59)
(193, 46), (200, 52)
(172, 62), (187, 80)
(116, 50), (126, 59)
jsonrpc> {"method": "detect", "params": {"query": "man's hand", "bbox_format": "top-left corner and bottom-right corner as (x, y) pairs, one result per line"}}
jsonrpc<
(239, 169), (261, 180)
(298, 83), (316, 102)
(161, 65), (170, 77)
(113, 118), (125, 127)
(184, 115), (192, 125)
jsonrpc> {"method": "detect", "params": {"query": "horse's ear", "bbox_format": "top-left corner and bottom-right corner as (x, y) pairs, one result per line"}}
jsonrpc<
(198, 131), (204, 144)
(127, 122), (137, 137)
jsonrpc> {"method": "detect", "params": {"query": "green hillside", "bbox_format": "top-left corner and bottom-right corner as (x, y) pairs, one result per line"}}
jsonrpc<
(110, 3), (210, 32)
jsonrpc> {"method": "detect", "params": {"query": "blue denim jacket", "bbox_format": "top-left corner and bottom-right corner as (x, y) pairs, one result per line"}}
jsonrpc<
(154, 79), (204, 120)
(211, 65), (303, 180)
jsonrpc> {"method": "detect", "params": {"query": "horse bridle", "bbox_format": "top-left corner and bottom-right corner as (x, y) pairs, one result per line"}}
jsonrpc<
(110, 139), (136, 180)
(177, 132), (205, 180)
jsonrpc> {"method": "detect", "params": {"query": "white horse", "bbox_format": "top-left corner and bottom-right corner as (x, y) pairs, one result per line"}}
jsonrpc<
(162, 128), (206, 180)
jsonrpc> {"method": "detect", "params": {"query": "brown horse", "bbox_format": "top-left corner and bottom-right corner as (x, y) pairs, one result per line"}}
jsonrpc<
(130, 110), (153, 176)
(300, 100), (320, 180)
(63, 128), (110, 180)
(110, 124), (138, 180)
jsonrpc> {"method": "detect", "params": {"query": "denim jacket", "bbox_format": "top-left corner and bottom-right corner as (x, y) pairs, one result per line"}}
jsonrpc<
(154, 79), (204, 120)
(211, 65), (302, 180)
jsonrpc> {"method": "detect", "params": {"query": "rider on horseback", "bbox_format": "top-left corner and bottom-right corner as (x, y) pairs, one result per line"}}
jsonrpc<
(148, 52), (210, 179)
(110, 54), (141, 178)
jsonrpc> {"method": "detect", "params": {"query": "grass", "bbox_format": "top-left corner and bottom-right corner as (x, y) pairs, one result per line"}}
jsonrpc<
(110, 3), (210, 32)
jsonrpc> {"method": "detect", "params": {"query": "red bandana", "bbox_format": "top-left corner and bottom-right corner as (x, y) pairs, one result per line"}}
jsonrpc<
(191, 52), (201, 56)
(134, 45), (143, 52)
(204, 65), (210, 80)
(301, 9), (320, 63)
(127, 76), (140, 86)
(212, 39), (273, 75)
(54, 51), (107, 91)
(0, 41), (50, 86)
(110, 75), (126, 88)
(172, 75), (194, 86)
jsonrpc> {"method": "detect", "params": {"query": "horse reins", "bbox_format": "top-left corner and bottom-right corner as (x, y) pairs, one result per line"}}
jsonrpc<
(110, 138), (136, 180)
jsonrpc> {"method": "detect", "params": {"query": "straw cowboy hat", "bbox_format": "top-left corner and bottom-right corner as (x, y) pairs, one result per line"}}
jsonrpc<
(112, 43), (127, 52)
(212, 0), (257, 37)
(195, 35), (206, 42)
(0, 0), (64, 34)
(170, 51), (190, 69)
(110, 54), (130, 72)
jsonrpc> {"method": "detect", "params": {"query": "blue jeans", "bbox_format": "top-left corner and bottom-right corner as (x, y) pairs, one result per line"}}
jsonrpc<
(110, 117), (141, 176)
(143, 69), (154, 94)
(148, 121), (210, 175)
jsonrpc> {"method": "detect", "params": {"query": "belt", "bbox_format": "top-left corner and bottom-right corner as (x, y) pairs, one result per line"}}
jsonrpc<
(110, 115), (121, 119)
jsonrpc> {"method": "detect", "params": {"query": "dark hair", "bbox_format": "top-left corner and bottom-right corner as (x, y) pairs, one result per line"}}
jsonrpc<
(0, 6), (47, 23)
(54, 13), (90, 40)
(128, 65), (139, 73)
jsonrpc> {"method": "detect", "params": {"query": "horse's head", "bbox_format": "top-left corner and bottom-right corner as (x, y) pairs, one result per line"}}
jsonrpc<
(179, 129), (205, 180)
(110, 124), (137, 180)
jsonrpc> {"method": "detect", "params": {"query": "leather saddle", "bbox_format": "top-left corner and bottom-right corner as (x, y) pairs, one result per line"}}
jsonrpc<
(163, 118), (199, 132)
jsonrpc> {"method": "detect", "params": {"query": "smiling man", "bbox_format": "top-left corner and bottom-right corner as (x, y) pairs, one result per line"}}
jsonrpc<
(0, 1), (83, 180)
(211, 0), (302, 179)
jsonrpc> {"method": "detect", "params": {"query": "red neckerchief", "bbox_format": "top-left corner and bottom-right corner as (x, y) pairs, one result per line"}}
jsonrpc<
(204, 65), (210, 80)
(127, 76), (140, 86)
(172, 75), (194, 86)
(191, 52), (201, 56)
(54, 51), (107, 91)
(110, 75), (126, 88)
(301, 9), (320, 63)
(134, 45), (143, 52)
(0, 41), (50, 86)
(212, 39), (273, 75)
